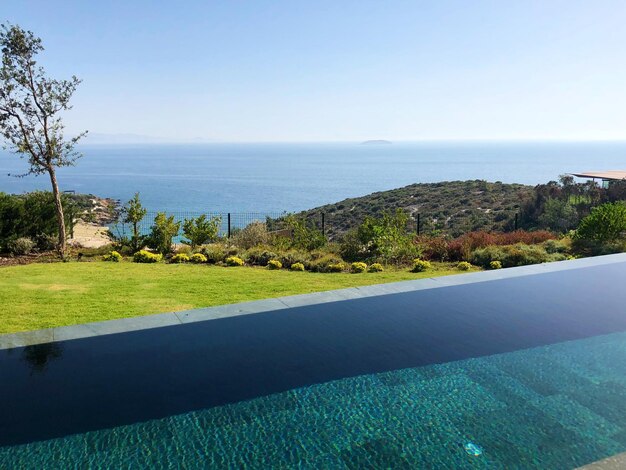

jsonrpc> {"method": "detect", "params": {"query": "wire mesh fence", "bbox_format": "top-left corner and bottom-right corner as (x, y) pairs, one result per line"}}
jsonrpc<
(106, 208), (521, 243)
(108, 211), (289, 241)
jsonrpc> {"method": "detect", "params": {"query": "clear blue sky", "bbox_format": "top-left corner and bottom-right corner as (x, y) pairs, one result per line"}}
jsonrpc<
(4, 0), (626, 142)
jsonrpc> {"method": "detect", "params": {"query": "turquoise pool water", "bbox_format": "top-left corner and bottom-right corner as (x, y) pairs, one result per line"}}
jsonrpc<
(2, 330), (625, 469)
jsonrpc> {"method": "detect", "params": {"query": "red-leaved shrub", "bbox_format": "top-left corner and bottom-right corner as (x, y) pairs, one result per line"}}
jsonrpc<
(417, 230), (556, 262)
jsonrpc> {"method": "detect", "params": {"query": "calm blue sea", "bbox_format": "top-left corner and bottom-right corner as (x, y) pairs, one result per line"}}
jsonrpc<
(0, 141), (625, 212)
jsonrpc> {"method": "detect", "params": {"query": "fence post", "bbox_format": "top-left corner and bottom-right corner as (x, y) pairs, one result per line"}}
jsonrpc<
(514, 213), (518, 231)
(417, 213), (421, 236)
(321, 212), (325, 237)
(227, 213), (231, 238)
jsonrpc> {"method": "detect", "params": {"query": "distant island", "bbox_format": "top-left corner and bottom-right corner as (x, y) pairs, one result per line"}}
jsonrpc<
(361, 140), (392, 145)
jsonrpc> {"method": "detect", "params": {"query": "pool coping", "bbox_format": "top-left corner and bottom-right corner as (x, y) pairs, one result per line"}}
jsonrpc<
(2, 253), (625, 350)
(578, 452), (626, 469)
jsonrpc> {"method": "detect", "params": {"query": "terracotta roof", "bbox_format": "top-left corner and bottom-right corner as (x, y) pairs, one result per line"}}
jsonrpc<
(571, 171), (626, 181)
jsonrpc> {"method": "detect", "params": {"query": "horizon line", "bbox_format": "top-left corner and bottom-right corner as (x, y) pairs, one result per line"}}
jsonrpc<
(75, 137), (626, 146)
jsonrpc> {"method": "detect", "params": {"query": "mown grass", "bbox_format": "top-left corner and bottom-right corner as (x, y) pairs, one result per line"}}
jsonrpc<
(1, 262), (471, 334)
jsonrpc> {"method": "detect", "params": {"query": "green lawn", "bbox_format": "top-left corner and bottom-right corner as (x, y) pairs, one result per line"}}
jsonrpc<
(1, 262), (466, 334)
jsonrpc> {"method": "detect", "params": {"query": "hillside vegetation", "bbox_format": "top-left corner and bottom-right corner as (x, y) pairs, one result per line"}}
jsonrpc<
(297, 180), (533, 238)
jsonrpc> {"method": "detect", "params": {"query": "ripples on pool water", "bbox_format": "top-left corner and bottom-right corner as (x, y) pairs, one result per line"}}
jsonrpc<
(2, 331), (626, 469)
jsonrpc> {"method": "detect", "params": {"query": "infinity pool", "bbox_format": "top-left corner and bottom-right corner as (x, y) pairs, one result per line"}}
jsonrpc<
(1, 259), (626, 468)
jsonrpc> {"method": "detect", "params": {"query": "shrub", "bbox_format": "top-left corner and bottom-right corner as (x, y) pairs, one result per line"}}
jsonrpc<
(575, 202), (626, 243)
(190, 253), (207, 264)
(267, 259), (282, 270)
(225, 246), (242, 257)
(471, 244), (559, 269)
(225, 256), (244, 267)
(133, 250), (162, 263)
(411, 259), (432, 272)
(490, 260), (503, 269)
(368, 263), (384, 272)
(231, 221), (269, 249)
(338, 229), (366, 262)
(341, 209), (418, 264)
(416, 235), (451, 262)
(278, 250), (311, 269)
(543, 239), (570, 254)
(0, 191), (73, 251)
(147, 212), (181, 254)
(182, 215), (221, 249)
(306, 254), (344, 273)
(200, 244), (227, 264)
(290, 262), (305, 271)
(351, 262), (367, 273)
(284, 215), (326, 251)
(176, 245), (193, 255)
(34, 233), (58, 251)
(245, 247), (278, 266)
(327, 262), (345, 273)
(102, 250), (122, 262)
(171, 253), (190, 263)
(7, 237), (35, 255)
(445, 230), (556, 262)
(457, 261), (472, 271)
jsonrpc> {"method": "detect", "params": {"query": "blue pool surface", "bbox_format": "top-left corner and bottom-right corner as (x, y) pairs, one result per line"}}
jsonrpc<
(1, 261), (626, 468)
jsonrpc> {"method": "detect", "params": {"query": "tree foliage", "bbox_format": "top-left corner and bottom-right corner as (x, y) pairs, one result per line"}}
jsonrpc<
(575, 202), (626, 243)
(284, 215), (326, 251)
(182, 214), (221, 249)
(0, 23), (86, 256)
(0, 191), (73, 252)
(340, 209), (420, 263)
(537, 198), (579, 232)
(122, 193), (148, 252)
(148, 212), (181, 254)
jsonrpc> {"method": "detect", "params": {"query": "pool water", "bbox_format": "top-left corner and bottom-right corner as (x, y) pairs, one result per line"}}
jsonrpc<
(3, 261), (626, 468)
(2, 330), (626, 469)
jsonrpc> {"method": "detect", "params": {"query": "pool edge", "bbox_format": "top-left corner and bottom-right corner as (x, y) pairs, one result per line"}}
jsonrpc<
(578, 452), (626, 469)
(2, 253), (625, 350)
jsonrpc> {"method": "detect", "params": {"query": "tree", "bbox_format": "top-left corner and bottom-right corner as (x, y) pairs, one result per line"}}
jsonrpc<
(575, 202), (626, 243)
(537, 198), (579, 233)
(284, 215), (326, 251)
(123, 193), (147, 252)
(148, 212), (180, 254)
(182, 214), (221, 249)
(0, 24), (86, 257)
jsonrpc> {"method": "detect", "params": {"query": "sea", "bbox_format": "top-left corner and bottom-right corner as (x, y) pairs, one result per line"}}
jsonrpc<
(0, 141), (625, 213)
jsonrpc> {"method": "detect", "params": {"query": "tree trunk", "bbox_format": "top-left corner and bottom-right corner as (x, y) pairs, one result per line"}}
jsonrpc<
(48, 166), (67, 258)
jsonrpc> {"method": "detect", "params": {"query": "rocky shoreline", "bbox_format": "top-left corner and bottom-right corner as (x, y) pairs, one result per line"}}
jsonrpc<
(68, 194), (119, 249)
(70, 193), (119, 225)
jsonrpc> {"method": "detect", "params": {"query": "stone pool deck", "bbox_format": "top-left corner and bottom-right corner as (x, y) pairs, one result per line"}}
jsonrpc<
(579, 452), (626, 469)
(2, 252), (625, 350)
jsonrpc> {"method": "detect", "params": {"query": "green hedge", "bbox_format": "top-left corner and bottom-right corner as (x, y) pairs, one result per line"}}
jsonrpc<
(0, 191), (73, 252)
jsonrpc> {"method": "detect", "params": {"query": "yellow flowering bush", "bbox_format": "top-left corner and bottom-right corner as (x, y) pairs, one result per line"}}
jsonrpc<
(351, 262), (367, 273)
(225, 256), (244, 267)
(290, 262), (305, 271)
(267, 259), (282, 270)
(190, 253), (207, 264)
(133, 250), (162, 263)
(411, 259), (432, 272)
(368, 263), (384, 272)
